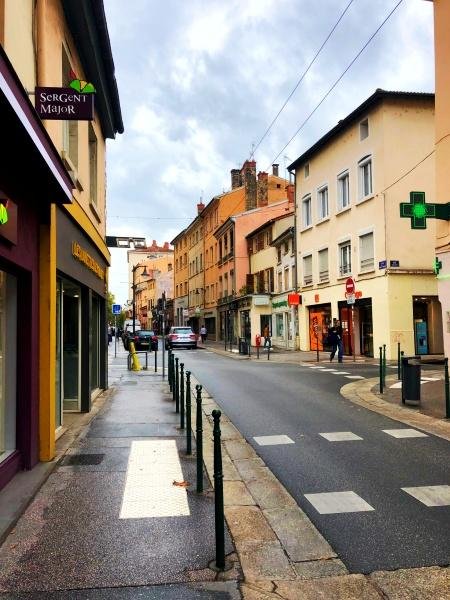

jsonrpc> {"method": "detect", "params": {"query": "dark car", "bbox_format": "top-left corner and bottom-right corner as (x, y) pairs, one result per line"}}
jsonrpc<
(165, 326), (197, 349)
(130, 330), (158, 351)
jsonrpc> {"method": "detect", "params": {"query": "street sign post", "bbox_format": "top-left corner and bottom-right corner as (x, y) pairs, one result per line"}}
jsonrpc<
(346, 293), (355, 305)
(112, 304), (121, 315)
(345, 277), (355, 294)
(112, 305), (121, 357)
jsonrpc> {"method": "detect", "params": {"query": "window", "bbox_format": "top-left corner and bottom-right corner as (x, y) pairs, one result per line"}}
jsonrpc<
(284, 241), (289, 255)
(339, 241), (352, 276)
(337, 171), (350, 210)
(277, 270), (282, 292)
(277, 246), (282, 263)
(304, 163), (310, 178)
(303, 255), (312, 286)
(291, 266), (296, 289)
(284, 268), (289, 291)
(302, 195), (312, 228)
(358, 155), (372, 199)
(266, 230), (272, 245)
(360, 118), (369, 140)
(359, 232), (374, 272)
(317, 186), (329, 220)
(318, 248), (329, 282)
(88, 124), (97, 206)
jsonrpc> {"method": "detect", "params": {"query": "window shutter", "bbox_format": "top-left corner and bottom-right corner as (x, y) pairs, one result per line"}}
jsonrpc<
(246, 273), (254, 294)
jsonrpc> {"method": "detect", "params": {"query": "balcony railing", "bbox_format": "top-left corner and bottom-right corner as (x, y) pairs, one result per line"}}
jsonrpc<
(360, 257), (374, 271)
(319, 269), (329, 282)
(303, 275), (313, 286)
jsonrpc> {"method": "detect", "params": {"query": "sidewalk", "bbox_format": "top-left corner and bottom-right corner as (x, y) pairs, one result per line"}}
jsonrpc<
(0, 342), (447, 598)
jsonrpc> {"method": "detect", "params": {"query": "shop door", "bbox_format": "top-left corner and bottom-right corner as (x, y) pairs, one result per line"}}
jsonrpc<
(340, 307), (353, 356)
(62, 280), (81, 412)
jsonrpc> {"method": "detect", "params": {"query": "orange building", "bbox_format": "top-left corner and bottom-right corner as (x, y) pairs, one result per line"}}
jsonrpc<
(172, 229), (189, 326)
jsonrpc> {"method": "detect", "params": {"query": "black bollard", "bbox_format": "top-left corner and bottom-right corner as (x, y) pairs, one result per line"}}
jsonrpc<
(196, 384), (203, 493)
(397, 342), (401, 380)
(379, 346), (383, 394)
(172, 354), (176, 403)
(168, 349), (173, 391)
(400, 350), (404, 382)
(175, 357), (180, 413)
(267, 343), (270, 360)
(212, 409), (225, 571)
(382, 344), (386, 388)
(186, 371), (192, 455)
(257, 345), (259, 359)
(180, 362), (185, 429)
(154, 347), (158, 373)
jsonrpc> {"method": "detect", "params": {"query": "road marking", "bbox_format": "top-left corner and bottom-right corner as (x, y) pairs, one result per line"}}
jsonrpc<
(319, 432), (363, 442)
(382, 429), (428, 438)
(345, 375), (365, 379)
(389, 378), (441, 389)
(401, 485), (450, 507)
(309, 366), (326, 369)
(119, 440), (190, 519)
(304, 491), (375, 514)
(253, 434), (295, 446)
(331, 371), (350, 375)
(320, 368), (338, 372)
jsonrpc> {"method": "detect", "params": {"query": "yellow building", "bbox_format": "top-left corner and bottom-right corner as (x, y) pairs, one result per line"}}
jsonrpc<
(0, 0), (122, 486)
(187, 208), (204, 333)
(289, 90), (441, 359)
(172, 230), (189, 326)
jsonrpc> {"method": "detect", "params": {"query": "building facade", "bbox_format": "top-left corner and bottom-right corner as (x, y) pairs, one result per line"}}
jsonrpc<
(172, 230), (188, 327)
(289, 90), (441, 360)
(0, 0), (123, 489)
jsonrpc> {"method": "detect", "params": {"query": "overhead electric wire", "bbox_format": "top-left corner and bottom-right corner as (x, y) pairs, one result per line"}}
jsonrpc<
(266, 0), (405, 170)
(252, 0), (355, 157)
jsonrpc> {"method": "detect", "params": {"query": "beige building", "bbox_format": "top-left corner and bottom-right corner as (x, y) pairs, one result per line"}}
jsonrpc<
(246, 213), (295, 349)
(289, 90), (442, 360)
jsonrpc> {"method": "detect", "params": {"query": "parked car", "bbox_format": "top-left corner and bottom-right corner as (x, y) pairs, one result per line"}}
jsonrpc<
(133, 330), (158, 351)
(165, 326), (197, 349)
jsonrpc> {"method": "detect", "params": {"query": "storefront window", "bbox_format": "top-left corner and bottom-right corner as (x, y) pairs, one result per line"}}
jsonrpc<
(0, 271), (17, 464)
(62, 279), (81, 412)
(276, 314), (284, 338)
(90, 295), (100, 392)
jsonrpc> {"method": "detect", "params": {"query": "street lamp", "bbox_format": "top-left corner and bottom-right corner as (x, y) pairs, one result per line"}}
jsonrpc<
(132, 263), (149, 335)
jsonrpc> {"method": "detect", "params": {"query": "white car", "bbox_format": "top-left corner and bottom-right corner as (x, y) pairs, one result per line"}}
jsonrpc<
(165, 327), (197, 349)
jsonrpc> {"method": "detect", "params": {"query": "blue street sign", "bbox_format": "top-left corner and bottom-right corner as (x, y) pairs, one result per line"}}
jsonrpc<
(390, 260), (400, 268)
(112, 304), (121, 315)
(378, 260), (387, 269)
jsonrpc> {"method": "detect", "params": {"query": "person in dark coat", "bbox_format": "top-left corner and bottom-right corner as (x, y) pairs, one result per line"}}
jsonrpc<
(328, 320), (343, 362)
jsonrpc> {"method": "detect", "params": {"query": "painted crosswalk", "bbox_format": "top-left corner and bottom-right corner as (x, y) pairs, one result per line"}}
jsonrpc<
(306, 364), (366, 381)
(252, 427), (449, 514)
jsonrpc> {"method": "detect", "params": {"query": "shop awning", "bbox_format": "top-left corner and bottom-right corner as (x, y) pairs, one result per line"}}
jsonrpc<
(0, 46), (73, 204)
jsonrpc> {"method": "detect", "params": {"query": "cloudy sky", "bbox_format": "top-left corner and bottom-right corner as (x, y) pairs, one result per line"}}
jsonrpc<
(103, 0), (434, 305)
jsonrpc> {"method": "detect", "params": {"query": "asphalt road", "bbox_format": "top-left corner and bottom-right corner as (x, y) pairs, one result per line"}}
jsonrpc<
(175, 348), (450, 574)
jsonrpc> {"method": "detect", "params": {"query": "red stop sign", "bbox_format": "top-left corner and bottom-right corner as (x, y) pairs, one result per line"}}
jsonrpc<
(345, 277), (355, 293)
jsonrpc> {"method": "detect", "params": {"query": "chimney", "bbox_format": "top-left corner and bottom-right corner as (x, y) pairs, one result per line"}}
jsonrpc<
(242, 160), (257, 211)
(272, 164), (279, 177)
(197, 202), (205, 214)
(257, 171), (268, 207)
(231, 169), (242, 189)
(286, 183), (294, 205)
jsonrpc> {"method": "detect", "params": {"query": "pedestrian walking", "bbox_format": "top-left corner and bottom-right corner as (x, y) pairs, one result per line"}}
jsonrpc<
(200, 325), (207, 343)
(263, 324), (271, 348)
(328, 320), (343, 362)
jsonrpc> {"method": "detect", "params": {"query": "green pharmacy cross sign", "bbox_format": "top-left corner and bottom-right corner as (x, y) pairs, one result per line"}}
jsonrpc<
(400, 191), (450, 229)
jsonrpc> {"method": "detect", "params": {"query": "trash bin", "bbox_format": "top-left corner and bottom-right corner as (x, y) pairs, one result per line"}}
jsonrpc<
(239, 337), (248, 355)
(401, 356), (421, 405)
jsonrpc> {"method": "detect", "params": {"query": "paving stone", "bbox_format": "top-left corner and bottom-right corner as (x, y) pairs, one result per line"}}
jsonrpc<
(263, 507), (336, 562)
(224, 481), (255, 506)
(225, 507), (276, 545)
(369, 566), (450, 600)
(274, 574), (383, 599)
(240, 582), (278, 599)
(234, 459), (274, 482)
(246, 479), (297, 510)
(237, 541), (296, 583)
(224, 440), (258, 461)
(293, 558), (348, 579)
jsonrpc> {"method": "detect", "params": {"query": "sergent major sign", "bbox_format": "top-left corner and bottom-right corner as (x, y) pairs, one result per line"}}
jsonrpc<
(35, 86), (94, 120)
